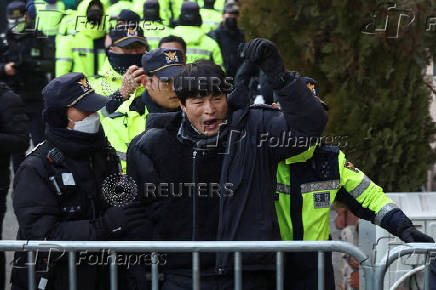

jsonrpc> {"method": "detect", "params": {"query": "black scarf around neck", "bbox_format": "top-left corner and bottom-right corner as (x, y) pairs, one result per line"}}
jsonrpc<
(177, 112), (230, 151)
(46, 127), (107, 158)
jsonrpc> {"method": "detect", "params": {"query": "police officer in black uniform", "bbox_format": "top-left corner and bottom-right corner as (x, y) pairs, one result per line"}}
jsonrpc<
(1, 1), (54, 169)
(0, 81), (28, 290)
(11, 73), (147, 290)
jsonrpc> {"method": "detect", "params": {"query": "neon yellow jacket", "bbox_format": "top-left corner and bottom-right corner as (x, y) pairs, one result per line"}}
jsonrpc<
(199, 8), (222, 33)
(171, 25), (223, 67)
(55, 0), (108, 77)
(35, 0), (65, 36)
(89, 59), (146, 172)
(275, 145), (394, 241)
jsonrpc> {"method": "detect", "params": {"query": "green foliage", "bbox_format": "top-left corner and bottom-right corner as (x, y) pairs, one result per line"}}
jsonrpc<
(240, 0), (436, 191)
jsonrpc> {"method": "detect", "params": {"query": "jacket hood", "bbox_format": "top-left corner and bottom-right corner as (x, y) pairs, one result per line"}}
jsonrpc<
(173, 26), (204, 45)
(75, 0), (107, 38)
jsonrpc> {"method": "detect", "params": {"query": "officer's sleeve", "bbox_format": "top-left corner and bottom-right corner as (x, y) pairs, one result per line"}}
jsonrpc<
(13, 164), (111, 241)
(55, 35), (73, 77)
(0, 90), (29, 153)
(336, 151), (396, 224)
(261, 74), (328, 161)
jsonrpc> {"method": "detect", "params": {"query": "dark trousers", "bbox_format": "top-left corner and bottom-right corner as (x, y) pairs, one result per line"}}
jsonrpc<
(12, 101), (44, 172)
(0, 180), (8, 290)
(284, 252), (335, 290)
(161, 271), (275, 290)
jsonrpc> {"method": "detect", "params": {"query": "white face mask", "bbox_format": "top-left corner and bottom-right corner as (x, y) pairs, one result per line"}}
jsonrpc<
(68, 112), (101, 134)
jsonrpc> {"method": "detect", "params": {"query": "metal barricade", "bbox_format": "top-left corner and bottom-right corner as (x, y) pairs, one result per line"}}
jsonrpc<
(1, 240), (374, 290)
(375, 243), (436, 290)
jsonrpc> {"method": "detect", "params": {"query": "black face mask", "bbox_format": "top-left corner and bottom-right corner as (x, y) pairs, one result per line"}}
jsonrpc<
(87, 9), (103, 25)
(224, 17), (238, 30)
(107, 51), (143, 75)
(144, 8), (160, 21)
(203, 0), (215, 9)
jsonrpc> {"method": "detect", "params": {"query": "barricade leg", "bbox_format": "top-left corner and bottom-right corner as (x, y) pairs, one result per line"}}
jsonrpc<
(192, 252), (200, 290)
(276, 251), (284, 290)
(68, 251), (76, 290)
(234, 252), (242, 290)
(152, 252), (159, 290)
(27, 251), (35, 290)
(318, 251), (324, 290)
(110, 252), (118, 290)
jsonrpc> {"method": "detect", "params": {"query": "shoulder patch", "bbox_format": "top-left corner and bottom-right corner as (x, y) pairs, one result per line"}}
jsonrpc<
(345, 161), (359, 173)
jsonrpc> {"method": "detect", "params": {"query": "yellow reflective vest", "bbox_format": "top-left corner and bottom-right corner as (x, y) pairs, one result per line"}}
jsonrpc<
(89, 59), (146, 172)
(171, 25), (223, 67)
(55, 0), (108, 77)
(199, 8), (221, 33)
(275, 145), (394, 241)
(35, 0), (65, 36)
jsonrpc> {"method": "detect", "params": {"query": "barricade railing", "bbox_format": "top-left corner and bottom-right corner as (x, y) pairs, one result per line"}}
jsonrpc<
(375, 243), (436, 290)
(0, 240), (374, 290)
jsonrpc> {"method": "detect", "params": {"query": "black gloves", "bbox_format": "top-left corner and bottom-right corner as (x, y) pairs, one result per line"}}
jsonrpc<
(380, 207), (435, 243)
(239, 38), (289, 90)
(399, 226), (435, 243)
(102, 201), (148, 238)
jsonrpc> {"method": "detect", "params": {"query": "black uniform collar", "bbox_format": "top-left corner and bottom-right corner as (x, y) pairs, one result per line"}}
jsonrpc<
(130, 90), (180, 115)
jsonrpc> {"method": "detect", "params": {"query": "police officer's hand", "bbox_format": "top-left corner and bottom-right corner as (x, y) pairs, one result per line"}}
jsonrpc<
(239, 38), (286, 89)
(4, 62), (16, 76)
(399, 226), (435, 243)
(119, 65), (144, 99)
(102, 201), (148, 236)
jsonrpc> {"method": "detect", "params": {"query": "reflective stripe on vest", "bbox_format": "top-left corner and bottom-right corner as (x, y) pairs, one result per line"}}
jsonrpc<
(203, 20), (220, 25)
(348, 175), (371, 198)
(186, 48), (212, 57)
(55, 57), (73, 62)
(146, 36), (163, 41)
(300, 180), (340, 194)
(374, 203), (398, 226)
(276, 183), (291, 194)
(72, 48), (106, 54)
(72, 48), (93, 53)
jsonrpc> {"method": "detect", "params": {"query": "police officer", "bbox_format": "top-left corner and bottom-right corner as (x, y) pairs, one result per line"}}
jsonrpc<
(101, 48), (183, 172)
(158, 35), (187, 63)
(138, 0), (170, 50)
(55, 0), (107, 77)
(172, 2), (223, 67)
(0, 82), (28, 290)
(89, 9), (148, 116)
(11, 72), (147, 290)
(274, 80), (434, 289)
(207, 2), (245, 78)
(200, 0), (222, 33)
(1, 1), (54, 168)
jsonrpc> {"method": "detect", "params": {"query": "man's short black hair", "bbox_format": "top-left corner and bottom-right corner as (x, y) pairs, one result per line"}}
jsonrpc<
(158, 35), (187, 54)
(174, 60), (232, 105)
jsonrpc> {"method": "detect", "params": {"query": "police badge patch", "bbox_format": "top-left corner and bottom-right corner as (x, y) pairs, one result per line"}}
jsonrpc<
(313, 191), (330, 208)
(345, 161), (359, 173)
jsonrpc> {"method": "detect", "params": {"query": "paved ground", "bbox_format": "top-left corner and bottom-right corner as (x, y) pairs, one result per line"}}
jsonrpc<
(3, 178), (18, 290)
